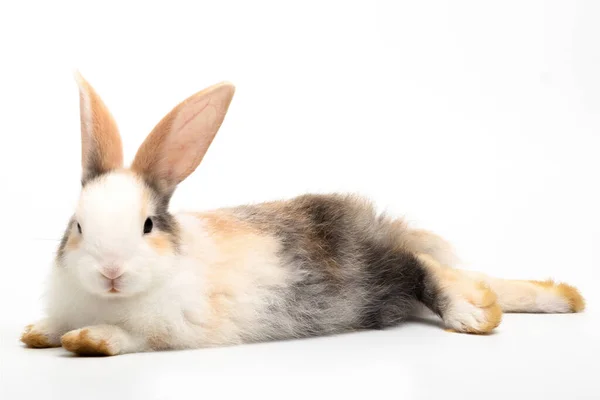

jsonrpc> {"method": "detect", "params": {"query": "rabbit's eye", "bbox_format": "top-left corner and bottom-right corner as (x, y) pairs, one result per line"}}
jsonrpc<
(77, 222), (82, 234)
(143, 217), (153, 234)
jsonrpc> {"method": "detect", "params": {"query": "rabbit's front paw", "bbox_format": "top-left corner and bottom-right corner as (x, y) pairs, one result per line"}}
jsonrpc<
(61, 327), (119, 356)
(21, 321), (62, 348)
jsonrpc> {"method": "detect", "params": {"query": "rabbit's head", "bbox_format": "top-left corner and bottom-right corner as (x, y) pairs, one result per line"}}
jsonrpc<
(57, 72), (235, 298)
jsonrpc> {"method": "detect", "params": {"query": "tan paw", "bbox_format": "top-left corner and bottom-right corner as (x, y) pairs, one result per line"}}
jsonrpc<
(61, 328), (118, 356)
(21, 323), (60, 348)
(443, 281), (503, 334)
(529, 280), (586, 313)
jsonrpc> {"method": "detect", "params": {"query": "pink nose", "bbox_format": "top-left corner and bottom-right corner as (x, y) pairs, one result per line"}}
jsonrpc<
(100, 266), (124, 280)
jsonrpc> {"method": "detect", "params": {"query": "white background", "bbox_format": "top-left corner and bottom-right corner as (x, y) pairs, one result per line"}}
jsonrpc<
(1, 1), (599, 399)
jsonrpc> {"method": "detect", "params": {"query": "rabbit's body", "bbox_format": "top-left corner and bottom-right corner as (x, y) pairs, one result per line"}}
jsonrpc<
(44, 185), (444, 351)
(21, 75), (585, 356)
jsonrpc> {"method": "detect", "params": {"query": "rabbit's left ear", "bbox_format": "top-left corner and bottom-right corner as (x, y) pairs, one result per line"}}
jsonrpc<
(131, 82), (235, 196)
(75, 71), (124, 184)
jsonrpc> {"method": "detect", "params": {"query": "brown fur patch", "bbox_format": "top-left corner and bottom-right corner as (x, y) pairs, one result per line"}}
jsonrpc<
(201, 230), (275, 327)
(529, 280), (586, 312)
(466, 281), (498, 308)
(61, 329), (114, 356)
(556, 283), (586, 312)
(147, 234), (172, 253)
(65, 231), (81, 251)
(417, 253), (457, 286)
(185, 210), (283, 344)
(194, 211), (257, 237)
(21, 325), (56, 348)
(529, 279), (558, 288)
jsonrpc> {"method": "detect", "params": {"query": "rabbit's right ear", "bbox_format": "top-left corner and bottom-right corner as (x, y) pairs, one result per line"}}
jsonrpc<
(131, 82), (235, 197)
(75, 71), (124, 184)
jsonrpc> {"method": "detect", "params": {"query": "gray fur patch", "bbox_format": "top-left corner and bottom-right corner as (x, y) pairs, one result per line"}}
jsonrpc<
(230, 193), (446, 340)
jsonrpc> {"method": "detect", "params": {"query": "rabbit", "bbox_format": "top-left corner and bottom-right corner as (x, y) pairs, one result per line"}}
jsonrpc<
(21, 73), (585, 356)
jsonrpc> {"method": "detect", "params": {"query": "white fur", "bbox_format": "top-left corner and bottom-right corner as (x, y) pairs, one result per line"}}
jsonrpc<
(536, 291), (571, 313)
(45, 173), (206, 350)
(45, 256), (210, 351)
(69, 173), (168, 297)
(40, 172), (292, 352)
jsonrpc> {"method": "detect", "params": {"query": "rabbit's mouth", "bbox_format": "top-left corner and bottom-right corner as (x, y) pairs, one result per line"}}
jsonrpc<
(103, 276), (123, 294)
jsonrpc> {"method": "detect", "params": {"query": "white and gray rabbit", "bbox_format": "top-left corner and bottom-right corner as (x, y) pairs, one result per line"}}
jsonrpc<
(22, 73), (585, 356)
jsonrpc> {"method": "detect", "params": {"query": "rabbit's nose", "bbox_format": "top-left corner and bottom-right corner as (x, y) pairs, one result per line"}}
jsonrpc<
(100, 266), (124, 280)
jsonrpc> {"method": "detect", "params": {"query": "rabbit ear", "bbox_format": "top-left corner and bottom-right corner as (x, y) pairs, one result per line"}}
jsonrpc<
(75, 71), (124, 184)
(131, 82), (235, 196)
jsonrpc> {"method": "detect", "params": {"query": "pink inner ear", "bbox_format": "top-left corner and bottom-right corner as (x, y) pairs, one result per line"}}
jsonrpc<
(163, 96), (223, 183)
(130, 81), (235, 189)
